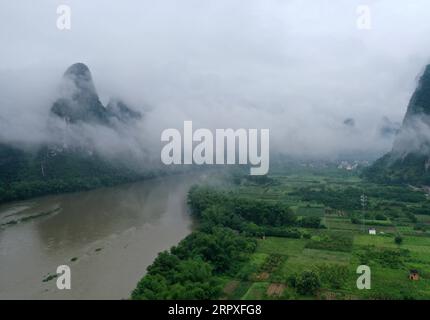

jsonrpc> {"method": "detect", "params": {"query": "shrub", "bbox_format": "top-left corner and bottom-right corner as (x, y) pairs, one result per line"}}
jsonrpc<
(314, 264), (348, 289)
(302, 232), (312, 239)
(296, 270), (321, 296)
(305, 232), (353, 252)
(356, 246), (409, 268)
(287, 274), (297, 288)
(395, 235), (403, 245)
(299, 216), (323, 228)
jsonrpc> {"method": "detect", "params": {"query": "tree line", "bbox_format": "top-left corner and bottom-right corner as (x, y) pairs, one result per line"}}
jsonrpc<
(132, 185), (311, 300)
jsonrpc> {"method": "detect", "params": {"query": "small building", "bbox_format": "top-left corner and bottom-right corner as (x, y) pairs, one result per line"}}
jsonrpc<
(409, 269), (420, 281)
(368, 228), (376, 235)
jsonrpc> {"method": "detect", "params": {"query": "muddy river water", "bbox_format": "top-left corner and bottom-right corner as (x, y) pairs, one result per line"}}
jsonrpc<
(0, 174), (207, 299)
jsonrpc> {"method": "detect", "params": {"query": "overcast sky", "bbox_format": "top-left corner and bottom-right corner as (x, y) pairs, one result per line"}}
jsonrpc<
(1, 0), (430, 158)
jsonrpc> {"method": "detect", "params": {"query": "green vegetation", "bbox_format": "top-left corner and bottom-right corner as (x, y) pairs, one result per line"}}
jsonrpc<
(133, 163), (430, 300)
(187, 186), (296, 229)
(293, 186), (362, 210)
(314, 264), (349, 289)
(132, 256), (221, 299)
(305, 232), (353, 252)
(0, 144), (150, 204)
(355, 246), (409, 269)
(132, 227), (256, 299)
(296, 270), (321, 295)
(395, 235), (404, 245)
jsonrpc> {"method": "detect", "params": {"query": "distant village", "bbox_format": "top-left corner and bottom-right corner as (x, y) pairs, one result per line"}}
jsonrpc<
(337, 160), (370, 171)
(298, 160), (370, 171)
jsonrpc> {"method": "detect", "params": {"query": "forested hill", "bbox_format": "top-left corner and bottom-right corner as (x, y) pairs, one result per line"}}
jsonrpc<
(0, 63), (146, 203)
(51, 63), (141, 125)
(0, 143), (149, 203)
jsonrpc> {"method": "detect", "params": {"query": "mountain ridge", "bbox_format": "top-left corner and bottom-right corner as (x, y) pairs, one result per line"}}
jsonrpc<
(364, 64), (430, 185)
(0, 63), (147, 204)
(51, 62), (141, 126)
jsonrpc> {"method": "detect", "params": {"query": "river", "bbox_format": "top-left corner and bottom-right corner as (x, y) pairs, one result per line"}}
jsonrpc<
(0, 174), (207, 299)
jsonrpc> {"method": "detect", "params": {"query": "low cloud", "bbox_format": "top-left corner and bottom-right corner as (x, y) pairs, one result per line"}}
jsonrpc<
(1, 0), (430, 162)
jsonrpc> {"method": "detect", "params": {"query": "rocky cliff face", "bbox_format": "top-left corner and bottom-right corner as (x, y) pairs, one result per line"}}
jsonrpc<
(403, 65), (430, 122)
(392, 65), (430, 155)
(51, 63), (109, 125)
(364, 65), (430, 185)
(51, 63), (141, 126)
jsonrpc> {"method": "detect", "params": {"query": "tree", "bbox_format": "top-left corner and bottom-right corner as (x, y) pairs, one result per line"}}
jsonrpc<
(299, 216), (322, 228)
(172, 227), (256, 273)
(296, 270), (321, 296)
(131, 274), (169, 300)
(132, 257), (222, 300)
(315, 264), (348, 289)
(395, 235), (403, 245)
